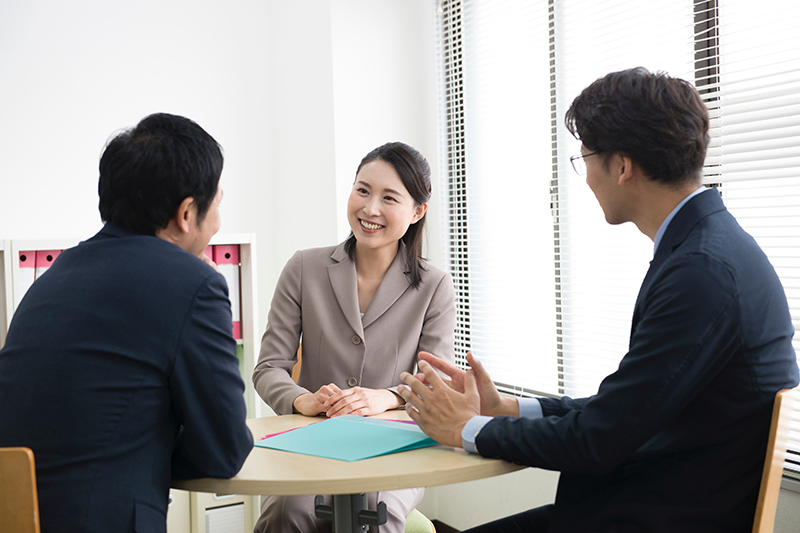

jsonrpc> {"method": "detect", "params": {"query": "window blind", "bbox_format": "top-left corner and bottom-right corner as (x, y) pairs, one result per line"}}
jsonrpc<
(436, 0), (473, 367)
(553, 0), (695, 398)
(437, 0), (800, 475)
(698, 0), (800, 477)
(440, 0), (557, 395)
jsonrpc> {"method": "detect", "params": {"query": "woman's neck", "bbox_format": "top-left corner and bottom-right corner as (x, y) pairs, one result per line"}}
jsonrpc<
(354, 242), (400, 282)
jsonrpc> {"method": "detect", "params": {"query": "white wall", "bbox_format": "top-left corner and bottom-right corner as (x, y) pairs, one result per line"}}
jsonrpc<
(0, 0), (441, 341)
(329, 0), (442, 265)
(0, 0), (270, 240)
(1, 0), (798, 529)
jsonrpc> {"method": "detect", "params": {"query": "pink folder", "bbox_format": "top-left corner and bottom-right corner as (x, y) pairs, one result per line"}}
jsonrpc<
(213, 245), (241, 339)
(16, 251), (36, 302)
(35, 250), (62, 279)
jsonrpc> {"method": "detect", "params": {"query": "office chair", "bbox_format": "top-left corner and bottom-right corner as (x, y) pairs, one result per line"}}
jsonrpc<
(0, 447), (40, 533)
(292, 345), (436, 533)
(752, 388), (795, 533)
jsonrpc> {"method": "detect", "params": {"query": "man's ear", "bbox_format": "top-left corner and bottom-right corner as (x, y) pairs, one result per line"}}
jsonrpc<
(616, 154), (636, 187)
(173, 197), (196, 234)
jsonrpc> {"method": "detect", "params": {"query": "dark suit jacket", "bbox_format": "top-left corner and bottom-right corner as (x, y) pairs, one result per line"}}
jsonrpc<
(476, 189), (799, 532)
(0, 225), (253, 533)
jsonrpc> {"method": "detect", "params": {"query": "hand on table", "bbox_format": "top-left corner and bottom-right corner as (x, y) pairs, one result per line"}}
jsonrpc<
(292, 384), (343, 416)
(293, 384), (401, 417)
(397, 359), (481, 447)
(323, 386), (402, 417)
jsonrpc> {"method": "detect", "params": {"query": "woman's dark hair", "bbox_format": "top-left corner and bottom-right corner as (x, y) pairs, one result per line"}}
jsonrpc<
(98, 113), (223, 235)
(344, 142), (431, 289)
(565, 67), (709, 185)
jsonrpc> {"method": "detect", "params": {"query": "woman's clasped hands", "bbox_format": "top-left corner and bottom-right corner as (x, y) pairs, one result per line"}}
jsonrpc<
(292, 384), (403, 418)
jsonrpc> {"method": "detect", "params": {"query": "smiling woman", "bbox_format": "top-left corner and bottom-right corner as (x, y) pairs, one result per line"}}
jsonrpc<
(251, 142), (456, 533)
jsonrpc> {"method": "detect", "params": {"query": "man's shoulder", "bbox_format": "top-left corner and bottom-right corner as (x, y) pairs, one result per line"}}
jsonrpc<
(69, 232), (220, 290)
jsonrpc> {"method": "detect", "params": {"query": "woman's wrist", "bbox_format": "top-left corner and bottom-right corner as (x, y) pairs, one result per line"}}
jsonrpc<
(387, 389), (405, 409)
(292, 392), (312, 414)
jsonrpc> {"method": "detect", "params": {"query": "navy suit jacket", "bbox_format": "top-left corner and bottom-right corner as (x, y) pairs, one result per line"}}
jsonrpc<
(477, 189), (799, 532)
(0, 225), (253, 533)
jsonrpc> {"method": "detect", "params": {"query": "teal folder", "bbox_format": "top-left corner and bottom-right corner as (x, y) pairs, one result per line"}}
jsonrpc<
(254, 415), (438, 461)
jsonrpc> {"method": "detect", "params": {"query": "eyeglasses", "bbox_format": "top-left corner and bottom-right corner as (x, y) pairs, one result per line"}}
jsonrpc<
(569, 151), (600, 176)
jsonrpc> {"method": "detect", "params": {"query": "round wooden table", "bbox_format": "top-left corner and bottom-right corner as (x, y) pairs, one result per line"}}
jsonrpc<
(172, 411), (525, 532)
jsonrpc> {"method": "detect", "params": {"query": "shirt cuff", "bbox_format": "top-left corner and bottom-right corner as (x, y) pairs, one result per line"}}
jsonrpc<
(461, 415), (493, 454)
(460, 399), (544, 454)
(518, 397), (543, 419)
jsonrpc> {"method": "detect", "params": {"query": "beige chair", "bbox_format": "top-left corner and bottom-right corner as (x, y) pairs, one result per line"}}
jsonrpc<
(290, 344), (302, 383)
(753, 388), (795, 533)
(292, 345), (436, 532)
(0, 447), (40, 533)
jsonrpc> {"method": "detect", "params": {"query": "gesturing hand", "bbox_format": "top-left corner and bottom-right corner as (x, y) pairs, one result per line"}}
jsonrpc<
(397, 360), (481, 447)
(415, 351), (518, 418)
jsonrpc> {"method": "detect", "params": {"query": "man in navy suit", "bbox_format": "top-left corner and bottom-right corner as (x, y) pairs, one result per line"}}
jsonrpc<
(399, 68), (799, 532)
(0, 113), (253, 532)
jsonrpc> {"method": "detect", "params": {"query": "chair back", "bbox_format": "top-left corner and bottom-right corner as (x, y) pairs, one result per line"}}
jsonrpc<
(753, 388), (795, 533)
(0, 447), (40, 533)
(291, 344), (302, 383)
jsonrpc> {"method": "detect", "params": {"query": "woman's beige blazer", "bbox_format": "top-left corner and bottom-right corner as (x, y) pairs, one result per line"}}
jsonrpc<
(253, 242), (456, 415)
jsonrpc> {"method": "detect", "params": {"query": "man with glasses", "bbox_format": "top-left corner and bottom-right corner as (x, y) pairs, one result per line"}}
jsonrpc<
(399, 68), (799, 532)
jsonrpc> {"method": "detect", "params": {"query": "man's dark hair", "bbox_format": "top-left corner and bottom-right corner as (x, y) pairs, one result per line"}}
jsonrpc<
(98, 113), (223, 235)
(565, 67), (710, 185)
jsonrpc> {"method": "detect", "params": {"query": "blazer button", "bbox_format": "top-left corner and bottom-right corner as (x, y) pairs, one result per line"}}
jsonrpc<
(347, 377), (358, 387)
(351, 335), (362, 345)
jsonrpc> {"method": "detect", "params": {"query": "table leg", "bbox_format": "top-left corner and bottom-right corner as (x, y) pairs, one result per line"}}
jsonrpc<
(315, 493), (387, 533)
(333, 493), (365, 532)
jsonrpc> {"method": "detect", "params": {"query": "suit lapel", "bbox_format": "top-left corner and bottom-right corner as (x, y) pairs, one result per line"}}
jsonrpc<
(362, 245), (412, 329)
(328, 243), (365, 338)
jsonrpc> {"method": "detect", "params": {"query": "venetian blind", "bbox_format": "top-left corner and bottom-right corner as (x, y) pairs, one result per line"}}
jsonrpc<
(553, 0), (695, 398)
(439, 0), (557, 395)
(437, 1), (800, 480)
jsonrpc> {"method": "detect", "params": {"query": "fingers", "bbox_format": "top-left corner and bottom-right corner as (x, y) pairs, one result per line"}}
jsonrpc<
(464, 368), (478, 395)
(417, 351), (460, 378)
(466, 352), (492, 383)
(404, 401), (422, 424)
(319, 383), (342, 395)
(324, 387), (359, 416)
(417, 360), (449, 388)
(465, 351), (483, 371)
(398, 372), (428, 412)
(323, 385), (352, 406)
(327, 400), (363, 418)
(398, 361), (444, 409)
